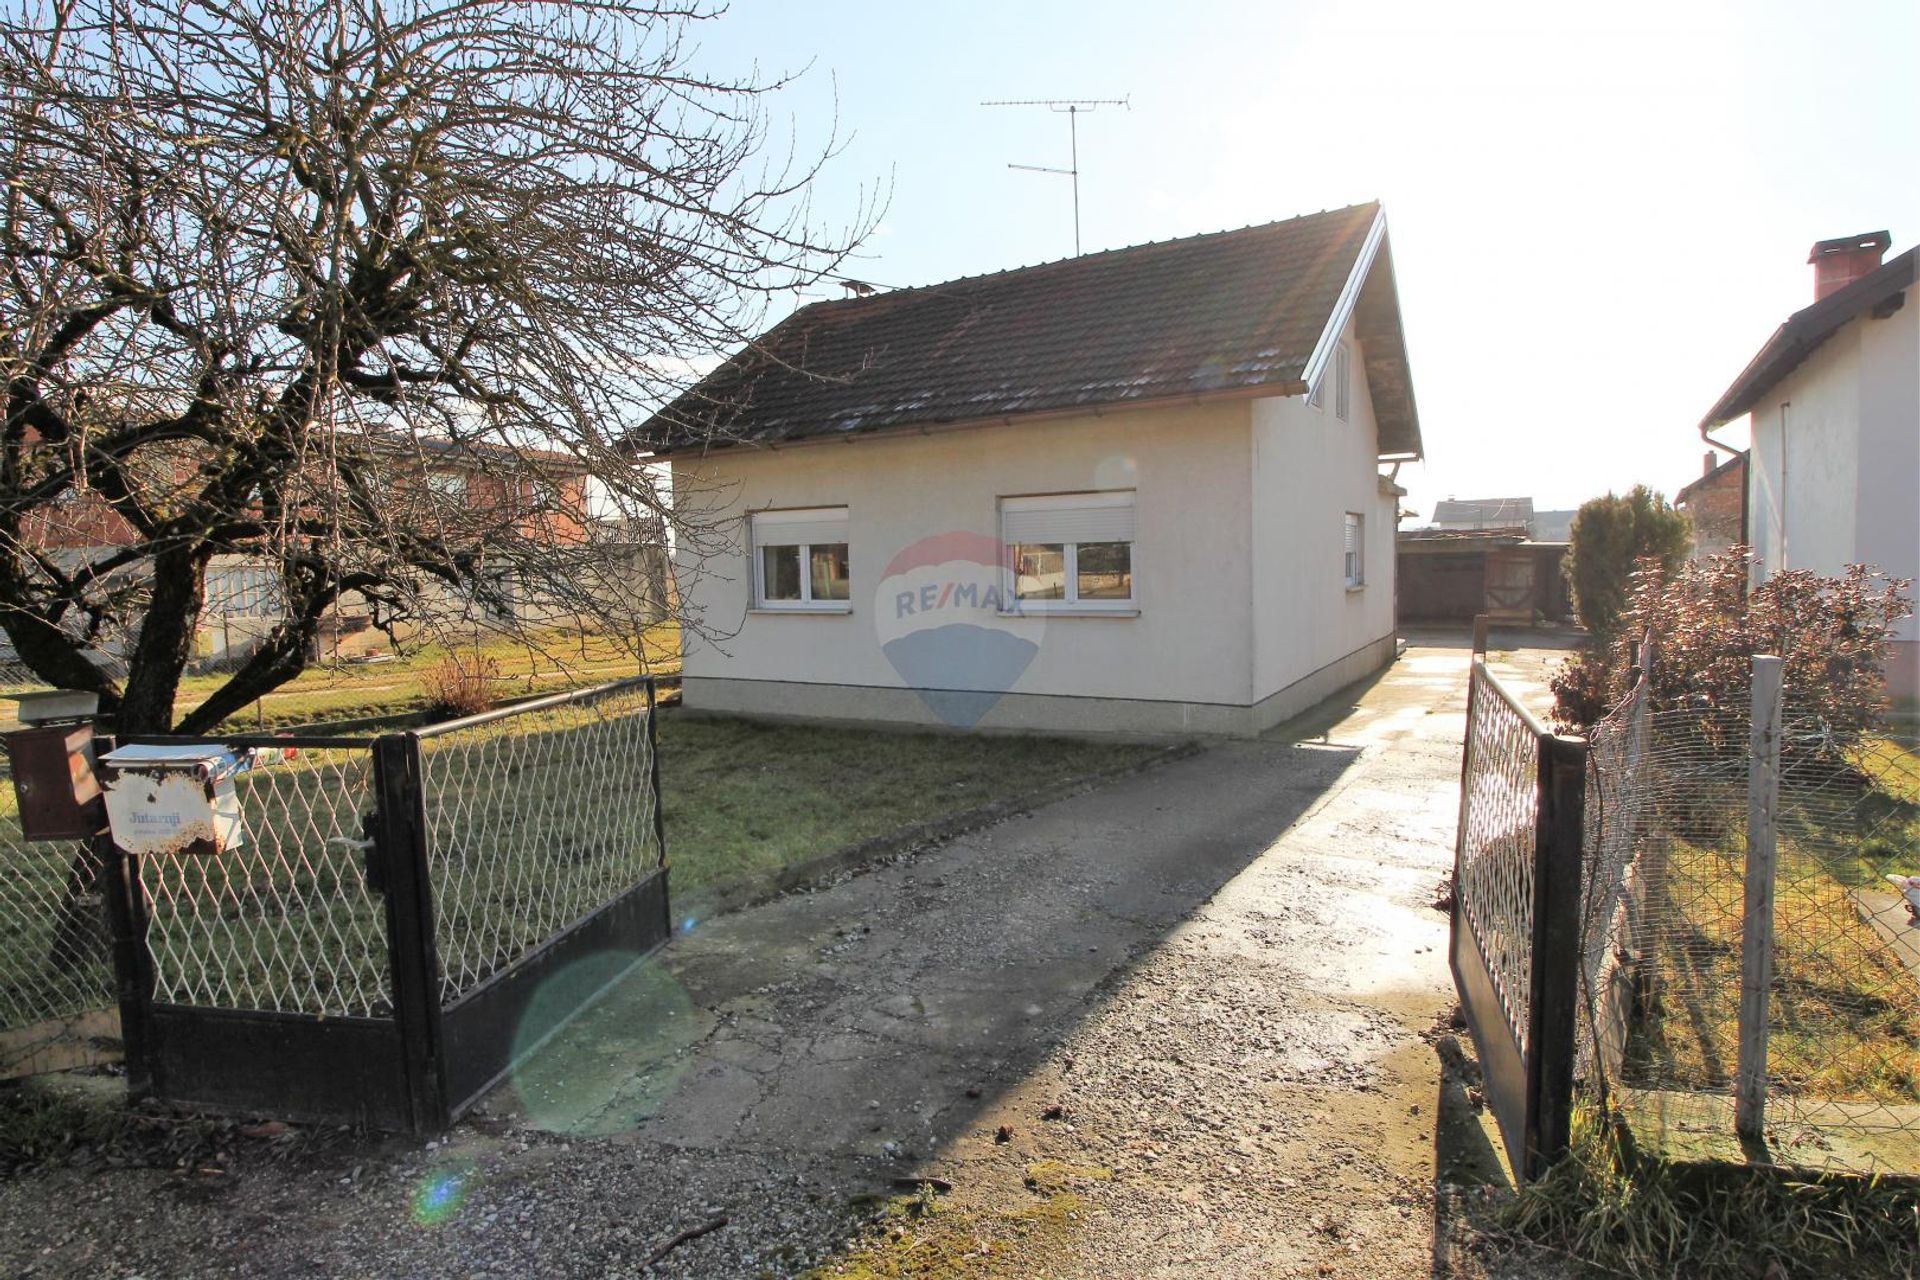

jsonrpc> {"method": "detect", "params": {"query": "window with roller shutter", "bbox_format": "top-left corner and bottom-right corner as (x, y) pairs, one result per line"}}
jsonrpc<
(751, 507), (851, 610)
(1000, 491), (1136, 612)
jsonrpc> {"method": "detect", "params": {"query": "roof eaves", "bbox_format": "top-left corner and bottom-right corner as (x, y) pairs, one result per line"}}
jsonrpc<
(1302, 205), (1388, 394)
(1700, 246), (1916, 429)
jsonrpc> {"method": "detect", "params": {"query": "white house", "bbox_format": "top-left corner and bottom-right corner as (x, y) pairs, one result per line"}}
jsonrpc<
(647, 203), (1423, 736)
(1700, 231), (1919, 709)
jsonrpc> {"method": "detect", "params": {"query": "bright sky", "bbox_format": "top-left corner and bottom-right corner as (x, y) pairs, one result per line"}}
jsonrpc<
(694, 0), (1918, 523)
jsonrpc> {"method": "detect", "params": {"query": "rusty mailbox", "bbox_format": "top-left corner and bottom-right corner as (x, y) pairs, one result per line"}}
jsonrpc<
(4, 690), (106, 840)
(100, 744), (249, 858)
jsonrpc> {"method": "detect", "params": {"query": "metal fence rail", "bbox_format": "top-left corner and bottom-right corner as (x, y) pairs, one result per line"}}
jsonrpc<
(418, 679), (665, 1002)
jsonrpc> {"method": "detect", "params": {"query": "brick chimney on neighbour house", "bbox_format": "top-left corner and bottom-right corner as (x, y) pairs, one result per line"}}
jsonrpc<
(1809, 230), (1892, 300)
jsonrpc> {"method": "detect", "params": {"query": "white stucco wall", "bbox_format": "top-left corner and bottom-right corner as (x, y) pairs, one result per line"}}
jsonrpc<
(1744, 295), (1919, 702)
(1249, 317), (1399, 707)
(1748, 326), (1863, 582)
(1854, 297), (1919, 649)
(671, 404), (1259, 728)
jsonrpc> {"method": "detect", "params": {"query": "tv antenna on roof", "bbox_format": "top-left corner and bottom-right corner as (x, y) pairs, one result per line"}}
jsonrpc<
(981, 96), (1130, 256)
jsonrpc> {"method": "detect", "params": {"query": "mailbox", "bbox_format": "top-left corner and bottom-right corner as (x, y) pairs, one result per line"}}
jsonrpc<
(100, 744), (249, 858)
(4, 690), (106, 840)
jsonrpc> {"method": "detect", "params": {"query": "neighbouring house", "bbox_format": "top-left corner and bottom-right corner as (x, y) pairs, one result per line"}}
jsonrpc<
(1673, 450), (1747, 562)
(646, 202), (1423, 736)
(1426, 496), (1574, 544)
(13, 436), (664, 672)
(1699, 229), (1918, 707)
(1431, 497), (1534, 531)
(1396, 527), (1570, 626)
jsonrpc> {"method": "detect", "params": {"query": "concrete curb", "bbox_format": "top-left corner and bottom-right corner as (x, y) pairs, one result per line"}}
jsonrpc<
(676, 739), (1207, 920)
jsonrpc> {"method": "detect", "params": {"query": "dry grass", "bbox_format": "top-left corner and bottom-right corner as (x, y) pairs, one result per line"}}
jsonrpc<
(1628, 819), (1920, 1103)
(1502, 1108), (1920, 1279)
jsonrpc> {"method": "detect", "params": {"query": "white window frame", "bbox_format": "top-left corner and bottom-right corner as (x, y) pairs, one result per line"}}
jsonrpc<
(751, 506), (851, 612)
(1343, 511), (1365, 589)
(1334, 341), (1352, 422)
(1000, 490), (1138, 615)
(426, 470), (468, 502)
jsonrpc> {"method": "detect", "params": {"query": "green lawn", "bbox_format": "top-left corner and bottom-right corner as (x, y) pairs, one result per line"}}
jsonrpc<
(657, 712), (1160, 895)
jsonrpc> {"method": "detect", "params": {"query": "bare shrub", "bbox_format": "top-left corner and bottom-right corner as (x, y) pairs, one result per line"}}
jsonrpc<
(423, 656), (498, 721)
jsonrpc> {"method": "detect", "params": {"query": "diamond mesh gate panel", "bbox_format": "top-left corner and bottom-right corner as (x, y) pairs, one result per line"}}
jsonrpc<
(135, 747), (391, 1018)
(419, 683), (663, 1003)
(1458, 665), (1544, 1058)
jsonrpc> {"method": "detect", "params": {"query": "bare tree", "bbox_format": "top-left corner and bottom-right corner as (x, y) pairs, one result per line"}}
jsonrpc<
(0, 0), (873, 733)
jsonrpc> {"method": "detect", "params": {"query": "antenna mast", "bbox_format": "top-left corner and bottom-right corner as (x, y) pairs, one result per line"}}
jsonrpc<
(981, 96), (1130, 255)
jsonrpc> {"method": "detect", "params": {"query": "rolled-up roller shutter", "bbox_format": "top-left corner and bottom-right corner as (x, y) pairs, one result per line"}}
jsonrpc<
(1000, 491), (1135, 544)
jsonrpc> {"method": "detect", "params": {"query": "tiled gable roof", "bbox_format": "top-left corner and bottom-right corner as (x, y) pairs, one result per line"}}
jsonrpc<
(645, 203), (1421, 458)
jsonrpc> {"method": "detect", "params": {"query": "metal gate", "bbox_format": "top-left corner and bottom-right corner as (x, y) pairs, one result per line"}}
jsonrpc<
(104, 677), (670, 1131)
(1451, 647), (1587, 1180)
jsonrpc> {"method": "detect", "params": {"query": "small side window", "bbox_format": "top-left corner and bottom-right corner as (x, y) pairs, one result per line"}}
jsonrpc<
(751, 507), (851, 611)
(1343, 512), (1364, 588)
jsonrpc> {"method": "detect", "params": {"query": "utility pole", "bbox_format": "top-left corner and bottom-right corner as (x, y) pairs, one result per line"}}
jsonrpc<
(981, 96), (1129, 256)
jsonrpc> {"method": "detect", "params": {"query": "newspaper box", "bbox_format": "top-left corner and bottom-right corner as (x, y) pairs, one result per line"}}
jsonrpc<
(100, 744), (248, 857)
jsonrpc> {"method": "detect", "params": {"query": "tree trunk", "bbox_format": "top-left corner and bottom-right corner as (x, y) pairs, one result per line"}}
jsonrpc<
(115, 544), (210, 735)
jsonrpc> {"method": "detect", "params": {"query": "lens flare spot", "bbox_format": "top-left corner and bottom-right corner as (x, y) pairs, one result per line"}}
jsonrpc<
(680, 915), (699, 934)
(410, 1162), (473, 1227)
(1093, 453), (1138, 490)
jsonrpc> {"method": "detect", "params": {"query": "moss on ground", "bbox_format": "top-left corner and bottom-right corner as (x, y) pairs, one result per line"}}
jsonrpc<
(800, 1184), (1095, 1279)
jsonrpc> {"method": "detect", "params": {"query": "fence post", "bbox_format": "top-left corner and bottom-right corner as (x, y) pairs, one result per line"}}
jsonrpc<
(373, 732), (448, 1133)
(1524, 731), (1588, 1178)
(1472, 614), (1491, 658)
(1736, 654), (1783, 1140)
(97, 833), (157, 1098)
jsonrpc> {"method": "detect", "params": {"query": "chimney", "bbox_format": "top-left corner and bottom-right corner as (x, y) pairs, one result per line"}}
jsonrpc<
(1704, 451), (1717, 477)
(1808, 230), (1891, 301)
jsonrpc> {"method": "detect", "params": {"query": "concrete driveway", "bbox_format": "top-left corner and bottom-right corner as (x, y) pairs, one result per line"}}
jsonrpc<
(459, 632), (1565, 1277)
(0, 633), (1569, 1279)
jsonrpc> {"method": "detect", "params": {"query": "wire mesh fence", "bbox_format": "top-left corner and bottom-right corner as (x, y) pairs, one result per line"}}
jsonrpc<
(134, 745), (391, 1019)
(0, 757), (115, 1042)
(420, 680), (664, 1004)
(1457, 667), (1546, 1061)
(1575, 678), (1920, 1171)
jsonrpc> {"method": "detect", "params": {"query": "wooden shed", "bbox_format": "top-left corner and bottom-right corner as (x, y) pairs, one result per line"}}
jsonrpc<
(1396, 526), (1569, 625)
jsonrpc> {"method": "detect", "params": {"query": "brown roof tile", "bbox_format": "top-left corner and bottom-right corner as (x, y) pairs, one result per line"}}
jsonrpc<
(646, 202), (1421, 458)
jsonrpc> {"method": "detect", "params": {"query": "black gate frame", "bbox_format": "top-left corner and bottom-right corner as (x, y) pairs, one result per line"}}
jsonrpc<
(1450, 634), (1586, 1182)
(99, 677), (671, 1133)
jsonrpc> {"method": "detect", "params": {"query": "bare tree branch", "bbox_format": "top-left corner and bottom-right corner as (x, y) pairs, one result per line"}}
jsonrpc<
(0, 0), (879, 731)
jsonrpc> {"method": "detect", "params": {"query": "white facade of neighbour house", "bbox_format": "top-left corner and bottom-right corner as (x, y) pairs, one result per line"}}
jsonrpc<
(670, 313), (1400, 737)
(1709, 232), (1919, 708)
(652, 203), (1421, 737)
